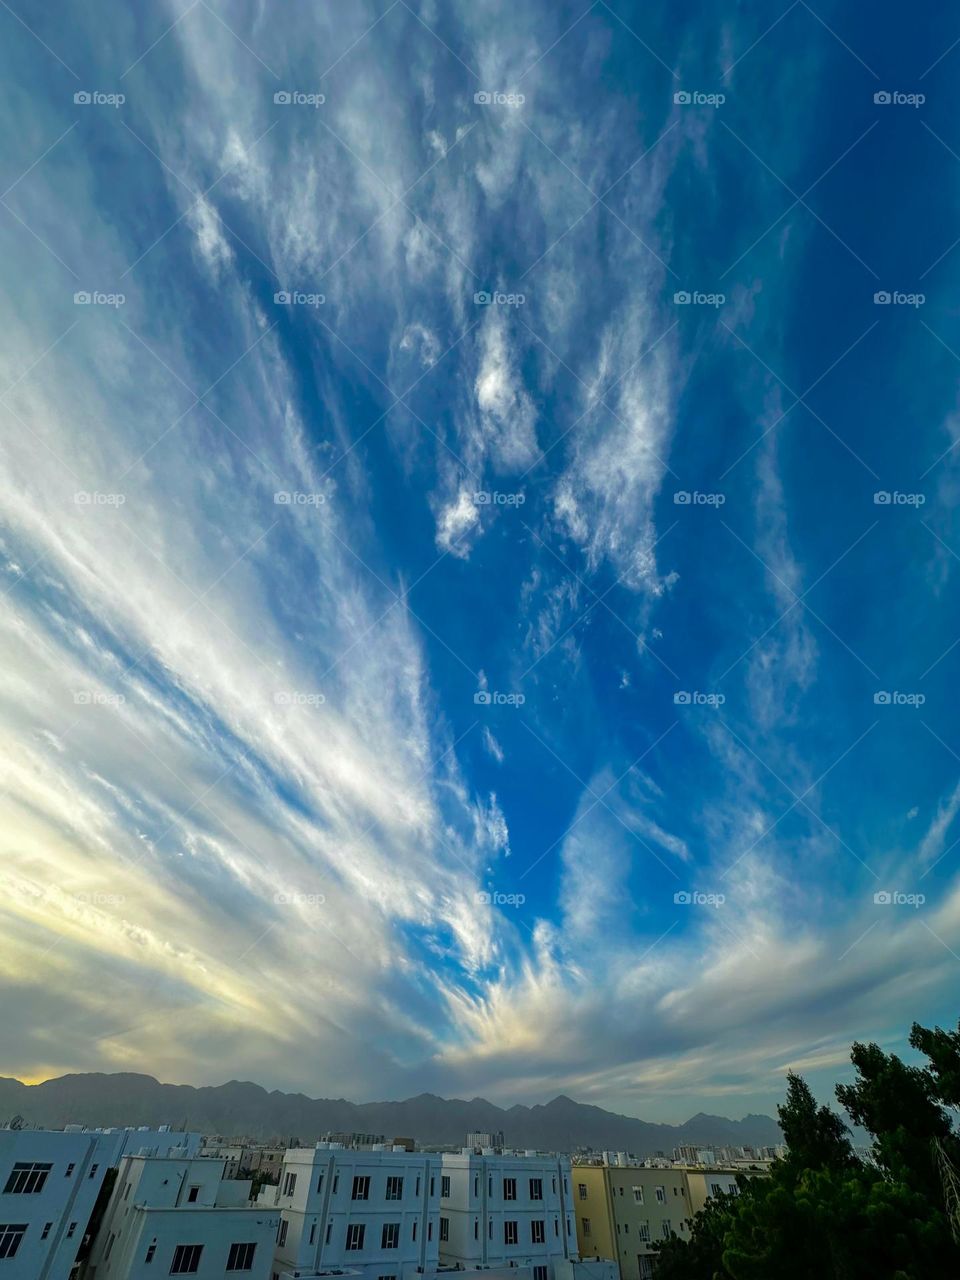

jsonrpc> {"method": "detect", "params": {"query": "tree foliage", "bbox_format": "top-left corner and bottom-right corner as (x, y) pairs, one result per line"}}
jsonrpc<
(651, 1016), (960, 1279)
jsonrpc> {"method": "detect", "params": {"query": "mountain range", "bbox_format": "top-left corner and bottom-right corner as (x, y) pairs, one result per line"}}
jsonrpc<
(0, 1074), (781, 1155)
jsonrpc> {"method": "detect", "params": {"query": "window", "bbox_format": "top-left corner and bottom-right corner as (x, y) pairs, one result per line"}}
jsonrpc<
(661, 1221), (672, 1240)
(503, 1177), (517, 1201)
(632, 1186), (644, 1205)
(66, 1222), (77, 1239)
(488, 1220), (493, 1239)
(381, 1223), (400, 1249)
(325, 1223), (332, 1244)
(146, 1241), (157, 1263)
(618, 1187), (623, 1196)
(283, 1172), (297, 1197)
(554, 1218), (559, 1237)
(529, 1178), (543, 1201)
(412, 1222), (417, 1242)
(504, 1221), (518, 1245)
(534, 1267), (548, 1280)
(474, 1219), (479, 1240)
(531, 1220), (545, 1244)
(581, 1217), (591, 1237)
(65, 1163), (75, 1177)
(187, 1186), (200, 1203)
(655, 1186), (666, 1204)
(441, 1175), (451, 1198)
(488, 1175), (492, 1196)
(430, 1177), (435, 1197)
(277, 1221), (288, 1247)
(124, 1182), (132, 1200)
(386, 1176), (404, 1200)
(427, 1222), (433, 1242)
(90, 1164), (99, 1178)
(563, 1178), (568, 1194)
(578, 1183), (587, 1201)
(332, 1175), (339, 1194)
(3, 1162), (51, 1194)
(352, 1176), (370, 1201)
(439, 1217), (449, 1242)
(346, 1224), (365, 1251)
(552, 1177), (556, 1194)
(39, 1220), (52, 1240)
(624, 1223), (629, 1234)
(227, 1242), (257, 1271)
(105, 1233), (117, 1259)
(317, 1173), (324, 1194)
(0, 1226), (26, 1259)
(638, 1259), (654, 1280)
(170, 1244), (204, 1273)
(309, 1223), (317, 1244)
(636, 1222), (650, 1243)
(416, 1176), (421, 1197)
(378, 1275), (398, 1280)
(474, 1175), (479, 1198)
(709, 1183), (723, 1198)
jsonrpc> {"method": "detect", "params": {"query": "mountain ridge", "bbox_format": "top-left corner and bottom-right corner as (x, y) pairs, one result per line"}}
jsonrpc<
(0, 1073), (781, 1155)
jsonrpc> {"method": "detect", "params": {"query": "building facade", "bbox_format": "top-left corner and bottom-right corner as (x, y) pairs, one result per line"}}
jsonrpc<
(438, 1151), (577, 1280)
(86, 1153), (279, 1280)
(263, 1143), (441, 1280)
(572, 1166), (692, 1280)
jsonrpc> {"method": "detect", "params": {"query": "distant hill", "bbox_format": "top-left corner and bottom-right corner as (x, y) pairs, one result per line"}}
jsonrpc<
(0, 1073), (781, 1155)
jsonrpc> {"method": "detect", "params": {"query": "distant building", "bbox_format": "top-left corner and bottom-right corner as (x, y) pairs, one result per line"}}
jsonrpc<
(465, 1131), (505, 1151)
(86, 1152), (278, 1280)
(262, 1142), (441, 1280)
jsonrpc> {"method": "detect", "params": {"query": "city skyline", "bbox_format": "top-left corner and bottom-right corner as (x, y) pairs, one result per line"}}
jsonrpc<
(1, 2), (959, 1126)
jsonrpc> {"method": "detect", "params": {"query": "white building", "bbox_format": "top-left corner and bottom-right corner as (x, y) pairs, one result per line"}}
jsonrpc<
(438, 1151), (578, 1280)
(86, 1153), (279, 1280)
(0, 1128), (124, 1280)
(262, 1142), (441, 1280)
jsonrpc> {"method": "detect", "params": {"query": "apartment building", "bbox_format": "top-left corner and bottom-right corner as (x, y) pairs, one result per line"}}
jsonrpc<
(86, 1152), (279, 1280)
(438, 1150), (578, 1280)
(572, 1165), (692, 1280)
(682, 1169), (741, 1218)
(263, 1142), (441, 1280)
(0, 1128), (121, 1280)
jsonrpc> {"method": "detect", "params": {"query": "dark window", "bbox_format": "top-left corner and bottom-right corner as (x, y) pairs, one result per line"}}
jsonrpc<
(440, 1217), (449, 1242)
(529, 1178), (543, 1201)
(386, 1176), (403, 1200)
(382, 1223), (400, 1249)
(89, 1164), (99, 1179)
(65, 1164), (75, 1178)
(317, 1173), (324, 1194)
(441, 1175), (451, 1198)
(332, 1175), (339, 1193)
(170, 1243), (203, 1273)
(283, 1172), (297, 1197)
(40, 1221), (52, 1240)
(346, 1223), (365, 1250)
(430, 1177), (435, 1197)
(504, 1221), (518, 1245)
(325, 1223), (332, 1244)
(532, 1220), (545, 1244)
(0, 1225), (26, 1259)
(309, 1223), (317, 1244)
(352, 1176), (370, 1201)
(146, 1241), (157, 1263)
(474, 1219), (479, 1239)
(277, 1221), (288, 1247)
(3, 1163), (51, 1194)
(554, 1217), (559, 1237)
(412, 1221), (417, 1242)
(226, 1241), (257, 1271)
(187, 1186), (200, 1203)
(427, 1222), (433, 1241)
(534, 1267), (548, 1280)
(66, 1223), (77, 1238)
(582, 1218), (591, 1237)
(503, 1177), (517, 1201)
(578, 1184), (587, 1201)
(105, 1233), (117, 1259)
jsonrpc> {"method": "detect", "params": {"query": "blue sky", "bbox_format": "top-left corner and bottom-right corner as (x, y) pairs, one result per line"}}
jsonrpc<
(1, 0), (959, 1125)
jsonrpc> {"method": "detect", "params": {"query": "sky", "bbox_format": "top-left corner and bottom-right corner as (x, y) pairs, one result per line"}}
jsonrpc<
(0, 0), (959, 1127)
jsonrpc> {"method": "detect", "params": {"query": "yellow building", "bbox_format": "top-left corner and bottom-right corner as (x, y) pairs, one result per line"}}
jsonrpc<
(572, 1165), (692, 1280)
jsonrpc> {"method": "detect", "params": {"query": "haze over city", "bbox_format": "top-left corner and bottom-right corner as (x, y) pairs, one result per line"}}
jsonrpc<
(2, 0), (959, 1135)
